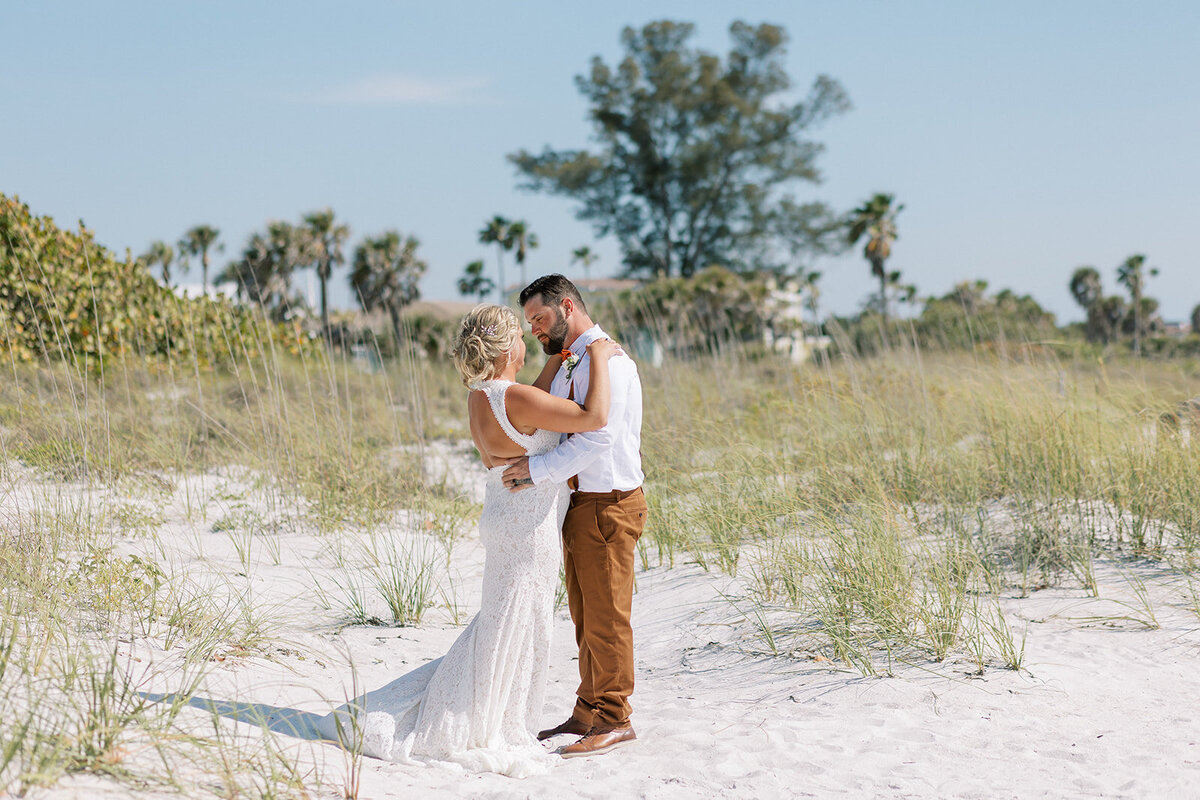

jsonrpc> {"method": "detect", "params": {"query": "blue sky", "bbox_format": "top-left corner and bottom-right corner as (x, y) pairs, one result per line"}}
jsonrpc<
(4, 1), (1198, 322)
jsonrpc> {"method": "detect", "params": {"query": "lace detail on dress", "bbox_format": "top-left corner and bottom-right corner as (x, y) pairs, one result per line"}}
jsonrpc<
(316, 378), (568, 777)
(477, 380), (546, 453)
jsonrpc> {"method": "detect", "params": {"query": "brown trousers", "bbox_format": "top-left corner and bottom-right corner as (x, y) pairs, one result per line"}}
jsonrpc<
(562, 486), (647, 730)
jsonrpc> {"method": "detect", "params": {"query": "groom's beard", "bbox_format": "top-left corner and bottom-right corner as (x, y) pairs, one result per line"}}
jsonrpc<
(540, 313), (570, 355)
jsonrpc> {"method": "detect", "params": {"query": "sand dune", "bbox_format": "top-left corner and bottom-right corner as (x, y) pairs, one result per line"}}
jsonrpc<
(16, 448), (1200, 800)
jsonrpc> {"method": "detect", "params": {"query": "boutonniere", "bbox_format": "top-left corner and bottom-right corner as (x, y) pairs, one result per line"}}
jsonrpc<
(560, 349), (581, 381)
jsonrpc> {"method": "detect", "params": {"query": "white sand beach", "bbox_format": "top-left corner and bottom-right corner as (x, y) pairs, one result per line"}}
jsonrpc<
(11, 441), (1198, 800)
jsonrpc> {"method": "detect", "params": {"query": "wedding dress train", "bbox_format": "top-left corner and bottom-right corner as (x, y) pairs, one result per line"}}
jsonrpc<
(316, 380), (567, 777)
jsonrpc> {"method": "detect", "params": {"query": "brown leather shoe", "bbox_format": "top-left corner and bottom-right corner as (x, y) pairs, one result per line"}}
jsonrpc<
(537, 717), (591, 741)
(558, 726), (637, 758)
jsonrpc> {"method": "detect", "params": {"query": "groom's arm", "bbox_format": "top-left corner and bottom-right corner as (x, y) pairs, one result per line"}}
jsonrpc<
(531, 352), (563, 394)
(526, 357), (633, 485)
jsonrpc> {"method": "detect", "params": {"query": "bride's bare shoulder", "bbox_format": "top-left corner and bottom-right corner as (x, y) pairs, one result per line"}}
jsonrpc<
(479, 383), (540, 436)
(467, 387), (490, 408)
(500, 383), (550, 415)
(501, 383), (540, 401)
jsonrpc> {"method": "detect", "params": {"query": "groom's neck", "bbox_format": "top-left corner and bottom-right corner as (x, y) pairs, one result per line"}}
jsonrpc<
(564, 315), (594, 350)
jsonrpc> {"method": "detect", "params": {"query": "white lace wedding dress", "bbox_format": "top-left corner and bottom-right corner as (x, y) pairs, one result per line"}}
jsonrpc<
(316, 379), (567, 777)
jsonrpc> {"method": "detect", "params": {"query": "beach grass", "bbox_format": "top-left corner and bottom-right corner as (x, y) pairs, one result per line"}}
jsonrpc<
(639, 341), (1199, 673)
(2, 307), (1199, 791)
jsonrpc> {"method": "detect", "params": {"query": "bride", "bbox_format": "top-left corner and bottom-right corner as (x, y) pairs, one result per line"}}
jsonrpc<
(316, 304), (617, 777)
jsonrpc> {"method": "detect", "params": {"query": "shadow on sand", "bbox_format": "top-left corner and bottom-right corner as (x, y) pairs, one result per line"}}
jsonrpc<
(139, 692), (342, 743)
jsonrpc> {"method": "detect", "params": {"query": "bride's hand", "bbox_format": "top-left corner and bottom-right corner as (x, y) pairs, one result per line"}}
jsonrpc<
(587, 338), (619, 361)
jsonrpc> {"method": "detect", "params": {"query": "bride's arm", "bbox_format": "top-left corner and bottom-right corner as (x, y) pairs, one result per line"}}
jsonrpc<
(506, 339), (616, 434)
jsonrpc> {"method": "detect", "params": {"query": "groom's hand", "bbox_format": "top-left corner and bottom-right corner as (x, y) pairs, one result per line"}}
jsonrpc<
(500, 456), (534, 493)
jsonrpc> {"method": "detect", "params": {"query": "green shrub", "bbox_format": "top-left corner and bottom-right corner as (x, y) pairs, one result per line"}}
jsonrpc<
(0, 193), (316, 369)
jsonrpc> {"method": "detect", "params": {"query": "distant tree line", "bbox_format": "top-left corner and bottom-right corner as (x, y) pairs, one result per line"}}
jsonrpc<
(141, 210), (427, 351)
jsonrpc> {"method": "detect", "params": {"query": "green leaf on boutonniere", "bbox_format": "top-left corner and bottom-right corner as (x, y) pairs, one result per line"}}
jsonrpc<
(563, 353), (581, 380)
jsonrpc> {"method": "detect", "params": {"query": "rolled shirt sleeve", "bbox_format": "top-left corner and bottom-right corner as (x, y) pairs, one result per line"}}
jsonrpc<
(528, 424), (614, 485)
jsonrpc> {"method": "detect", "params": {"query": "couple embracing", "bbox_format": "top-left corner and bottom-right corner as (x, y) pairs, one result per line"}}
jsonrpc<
(317, 274), (646, 777)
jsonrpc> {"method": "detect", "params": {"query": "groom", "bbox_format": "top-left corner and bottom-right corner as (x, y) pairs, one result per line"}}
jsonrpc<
(502, 274), (647, 758)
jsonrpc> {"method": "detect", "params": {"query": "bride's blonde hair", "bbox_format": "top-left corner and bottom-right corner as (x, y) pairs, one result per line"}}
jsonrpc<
(451, 304), (523, 388)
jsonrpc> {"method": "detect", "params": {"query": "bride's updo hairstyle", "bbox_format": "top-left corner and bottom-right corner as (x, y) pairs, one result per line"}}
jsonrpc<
(451, 304), (523, 388)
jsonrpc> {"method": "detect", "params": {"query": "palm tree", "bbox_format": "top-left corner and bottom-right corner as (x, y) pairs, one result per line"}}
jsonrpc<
(141, 240), (175, 285)
(227, 221), (307, 319)
(224, 238), (264, 307)
(1069, 266), (1113, 344)
(504, 220), (538, 289)
(303, 208), (350, 339)
(571, 245), (599, 282)
(1096, 295), (1127, 346)
(846, 194), (904, 325)
(1116, 254), (1158, 355)
(266, 221), (311, 316)
(351, 231), (427, 348)
(457, 260), (495, 302)
(1069, 266), (1103, 311)
(478, 216), (512, 304)
(177, 225), (223, 296)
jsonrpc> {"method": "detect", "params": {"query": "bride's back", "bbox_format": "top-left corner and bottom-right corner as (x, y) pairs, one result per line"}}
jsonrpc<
(467, 381), (543, 468)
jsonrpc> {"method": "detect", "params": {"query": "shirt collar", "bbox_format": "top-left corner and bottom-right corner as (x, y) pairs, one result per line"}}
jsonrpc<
(568, 325), (605, 357)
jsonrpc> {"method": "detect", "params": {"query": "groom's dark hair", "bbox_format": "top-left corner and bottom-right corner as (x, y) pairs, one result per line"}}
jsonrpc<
(519, 274), (588, 315)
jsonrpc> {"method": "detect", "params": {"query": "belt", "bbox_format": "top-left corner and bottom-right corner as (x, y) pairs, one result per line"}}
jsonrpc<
(569, 486), (643, 501)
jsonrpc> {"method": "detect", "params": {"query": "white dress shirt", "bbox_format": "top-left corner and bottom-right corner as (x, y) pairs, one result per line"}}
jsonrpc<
(528, 324), (644, 492)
